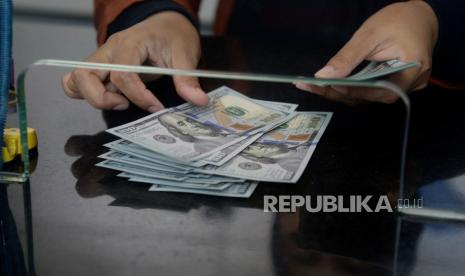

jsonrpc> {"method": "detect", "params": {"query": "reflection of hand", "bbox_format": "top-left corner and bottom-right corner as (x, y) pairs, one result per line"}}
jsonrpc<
(62, 11), (209, 112)
(296, 1), (438, 103)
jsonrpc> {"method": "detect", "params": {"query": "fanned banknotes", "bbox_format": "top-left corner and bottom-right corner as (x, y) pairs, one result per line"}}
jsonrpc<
(106, 86), (296, 163)
(96, 59), (419, 197)
(99, 86), (332, 198)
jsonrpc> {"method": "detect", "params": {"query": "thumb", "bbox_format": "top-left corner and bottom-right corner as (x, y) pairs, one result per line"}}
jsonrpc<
(171, 51), (209, 106)
(315, 30), (375, 79)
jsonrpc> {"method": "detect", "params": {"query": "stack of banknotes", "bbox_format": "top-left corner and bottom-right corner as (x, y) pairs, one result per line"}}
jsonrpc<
(96, 59), (416, 198)
(96, 86), (332, 198)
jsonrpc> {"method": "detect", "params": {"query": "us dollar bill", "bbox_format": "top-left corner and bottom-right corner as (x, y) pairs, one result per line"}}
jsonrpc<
(347, 59), (419, 81)
(197, 112), (333, 183)
(148, 182), (258, 198)
(97, 158), (244, 184)
(96, 159), (191, 181)
(118, 173), (234, 191)
(174, 86), (296, 135)
(201, 99), (298, 166)
(106, 86), (296, 162)
(104, 139), (196, 169)
(100, 151), (192, 173)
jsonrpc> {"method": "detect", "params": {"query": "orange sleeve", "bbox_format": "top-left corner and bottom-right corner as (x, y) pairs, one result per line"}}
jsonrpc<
(94, 0), (201, 46)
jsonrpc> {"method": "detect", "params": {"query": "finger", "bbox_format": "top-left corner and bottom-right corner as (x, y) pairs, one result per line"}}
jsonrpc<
(62, 73), (83, 99)
(70, 69), (130, 110)
(316, 29), (377, 78)
(110, 46), (164, 112)
(171, 49), (209, 106)
(64, 49), (130, 110)
(105, 82), (119, 93)
(65, 49), (111, 94)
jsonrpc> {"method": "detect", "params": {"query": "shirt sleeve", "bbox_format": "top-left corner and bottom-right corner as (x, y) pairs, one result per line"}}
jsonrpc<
(94, 0), (200, 45)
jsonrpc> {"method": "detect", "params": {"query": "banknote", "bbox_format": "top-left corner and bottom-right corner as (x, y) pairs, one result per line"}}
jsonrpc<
(106, 134), (262, 169)
(347, 59), (419, 81)
(254, 100), (298, 113)
(197, 112), (332, 183)
(97, 158), (245, 184)
(100, 151), (191, 173)
(200, 99), (299, 166)
(106, 109), (244, 162)
(118, 171), (244, 183)
(118, 173), (233, 190)
(174, 86), (296, 135)
(106, 86), (295, 162)
(96, 159), (190, 181)
(148, 182), (258, 198)
(104, 139), (196, 169)
(198, 132), (262, 166)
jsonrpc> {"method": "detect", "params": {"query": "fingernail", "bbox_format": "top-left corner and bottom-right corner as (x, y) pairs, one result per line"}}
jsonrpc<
(148, 105), (161, 113)
(315, 65), (336, 78)
(113, 103), (129, 111)
(332, 86), (348, 95)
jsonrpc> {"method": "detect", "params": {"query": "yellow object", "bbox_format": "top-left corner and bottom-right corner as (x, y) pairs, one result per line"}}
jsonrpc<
(2, 128), (38, 163)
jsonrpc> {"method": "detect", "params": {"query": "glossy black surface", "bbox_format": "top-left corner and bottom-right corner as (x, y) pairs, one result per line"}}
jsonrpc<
(4, 37), (465, 276)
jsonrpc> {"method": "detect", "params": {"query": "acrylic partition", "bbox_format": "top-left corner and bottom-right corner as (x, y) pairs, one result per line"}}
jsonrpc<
(1, 60), (463, 276)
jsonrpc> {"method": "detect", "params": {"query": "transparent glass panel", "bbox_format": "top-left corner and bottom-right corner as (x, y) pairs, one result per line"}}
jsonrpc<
(0, 60), (424, 275)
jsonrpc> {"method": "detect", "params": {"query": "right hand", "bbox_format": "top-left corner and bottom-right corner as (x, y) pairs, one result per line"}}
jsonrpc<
(62, 11), (208, 112)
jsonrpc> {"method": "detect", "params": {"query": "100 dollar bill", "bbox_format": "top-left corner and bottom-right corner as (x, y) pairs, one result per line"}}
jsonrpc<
(148, 182), (258, 198)
(198, 112), (333, 183)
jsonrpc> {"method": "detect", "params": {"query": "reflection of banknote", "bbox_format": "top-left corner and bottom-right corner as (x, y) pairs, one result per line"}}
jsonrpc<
(107, 87), (295, 162)
(198, 112), (332, 183)
(148, 182), (258, 198)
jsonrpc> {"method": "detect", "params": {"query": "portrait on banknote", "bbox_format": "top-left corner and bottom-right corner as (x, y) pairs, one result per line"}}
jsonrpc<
(239, 142), (306, 173)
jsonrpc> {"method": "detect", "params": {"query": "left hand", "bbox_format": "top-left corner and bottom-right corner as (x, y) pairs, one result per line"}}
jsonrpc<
(296, 0), (438, 104)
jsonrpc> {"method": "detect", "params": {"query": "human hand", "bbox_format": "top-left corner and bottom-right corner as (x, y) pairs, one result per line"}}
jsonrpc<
(62, 11), (208, 112)
(296, 1), (438, 103)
